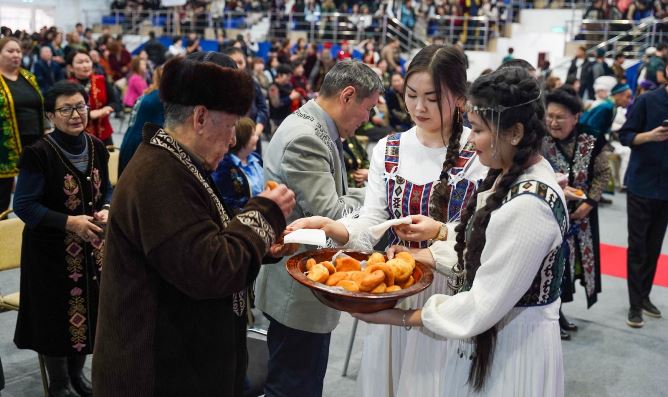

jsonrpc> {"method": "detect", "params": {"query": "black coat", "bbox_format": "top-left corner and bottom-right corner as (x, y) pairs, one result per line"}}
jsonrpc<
(14, 134), (110, 355)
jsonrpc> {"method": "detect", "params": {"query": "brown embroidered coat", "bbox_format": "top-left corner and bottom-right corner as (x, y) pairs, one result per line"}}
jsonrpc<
(93, 124), (285, 396)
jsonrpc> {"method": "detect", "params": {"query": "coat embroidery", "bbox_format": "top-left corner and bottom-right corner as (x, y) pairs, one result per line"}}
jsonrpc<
(237, 210), (276, 248)
(65, 233), (88, 351)
(63, 174), (81, 210)
(150, 129), (260, 316)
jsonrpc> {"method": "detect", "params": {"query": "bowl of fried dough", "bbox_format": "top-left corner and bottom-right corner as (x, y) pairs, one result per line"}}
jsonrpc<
(286, 248), (433, 313)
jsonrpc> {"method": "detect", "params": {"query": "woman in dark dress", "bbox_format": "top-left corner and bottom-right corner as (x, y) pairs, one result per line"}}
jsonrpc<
(542, 87), (611, 340)
(13, 81), (112, 397)
(0, 37), (44, 212)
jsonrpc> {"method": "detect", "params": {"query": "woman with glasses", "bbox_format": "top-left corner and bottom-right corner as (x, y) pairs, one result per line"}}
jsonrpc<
(542, 86), (610, 340)
(67, 49), (117, 145)
(0, 36), (45, 213)
(13, 80), (112, 397)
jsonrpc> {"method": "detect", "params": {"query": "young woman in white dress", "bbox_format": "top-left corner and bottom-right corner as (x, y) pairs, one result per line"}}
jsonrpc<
(353, 67), (568, 396)
(290, 45), (487, 396)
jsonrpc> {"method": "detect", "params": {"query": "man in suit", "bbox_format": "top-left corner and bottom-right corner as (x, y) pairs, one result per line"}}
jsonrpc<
(255, 60), (383, 397)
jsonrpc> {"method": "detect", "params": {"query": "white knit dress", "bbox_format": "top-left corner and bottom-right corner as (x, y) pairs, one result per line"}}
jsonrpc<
(421, 159), (566, 397)
(339, 127), (487, 397)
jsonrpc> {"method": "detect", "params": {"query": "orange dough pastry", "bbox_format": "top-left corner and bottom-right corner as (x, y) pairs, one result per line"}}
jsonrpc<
(367, 252), (386, 265)
(320, 260), (336, 274)
(386, 258), (412, 283)
(349, 271), (368, 285)
(305, 258), (317, 271)
(365, 263), (395, 286)
(336, 257), (362, 272)
(371, 282), (387, 294)
(336, 279), (360, 292)
(359, 269), (385, 292)
(385, 285), (402, 292)
(307, 263), (330, 284)
(400, 275), (415, 289)
(266, 180), (279, 190)
(573, 188), (584, 196)
(326, 271), (351, 286)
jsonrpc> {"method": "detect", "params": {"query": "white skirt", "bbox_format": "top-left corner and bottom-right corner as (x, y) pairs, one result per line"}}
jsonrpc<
(437, 301), (564, 397)
(356, 276), (563, 397)
(356, 272), (451, 397)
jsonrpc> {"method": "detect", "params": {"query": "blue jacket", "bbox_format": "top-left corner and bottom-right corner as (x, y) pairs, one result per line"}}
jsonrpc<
(212, 152), (264, 214)
(33, 59), (64, 94)
(119, 90), (165, 176)
(619, 86), (668, 200)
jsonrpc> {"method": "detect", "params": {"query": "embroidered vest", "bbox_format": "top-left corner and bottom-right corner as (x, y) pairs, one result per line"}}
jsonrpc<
(543, 129), (598, 302)
(383, 132), (477, 249)
(504, 180), (568, 307)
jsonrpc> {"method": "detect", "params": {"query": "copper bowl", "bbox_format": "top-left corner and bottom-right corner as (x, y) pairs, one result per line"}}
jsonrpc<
(286, 248), (434, 313)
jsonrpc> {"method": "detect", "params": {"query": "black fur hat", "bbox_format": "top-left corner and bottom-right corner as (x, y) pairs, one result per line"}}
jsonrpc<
(160, 56), (253, 116)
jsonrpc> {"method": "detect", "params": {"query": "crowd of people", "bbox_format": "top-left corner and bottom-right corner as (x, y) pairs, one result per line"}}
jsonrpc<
(0, 9), (667, 397)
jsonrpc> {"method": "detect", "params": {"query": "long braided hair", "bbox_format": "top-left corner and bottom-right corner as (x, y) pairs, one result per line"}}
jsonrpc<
(453, 67), (547, 391)
(402, 45), (468, 223)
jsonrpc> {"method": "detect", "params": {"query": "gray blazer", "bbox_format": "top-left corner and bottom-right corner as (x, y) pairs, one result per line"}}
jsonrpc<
(254, 100), (365, 333)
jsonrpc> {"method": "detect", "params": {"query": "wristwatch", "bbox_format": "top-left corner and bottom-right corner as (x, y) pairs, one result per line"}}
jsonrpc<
(433, 222), (448, 241)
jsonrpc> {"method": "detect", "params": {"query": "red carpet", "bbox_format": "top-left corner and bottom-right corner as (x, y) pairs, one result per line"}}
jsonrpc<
(600, 244), (668, 287)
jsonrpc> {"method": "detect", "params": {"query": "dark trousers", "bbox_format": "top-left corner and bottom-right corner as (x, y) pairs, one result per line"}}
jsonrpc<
(627, 191), (668, 308)
(0, 178), (13, 213)
(263, 314), (331, 397)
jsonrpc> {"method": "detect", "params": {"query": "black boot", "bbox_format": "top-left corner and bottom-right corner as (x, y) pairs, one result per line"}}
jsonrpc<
(559, 308), (578, 331)
(43, 356), (79, 397)
(68, 355), (92, 397)
(560, 328), (571, 341)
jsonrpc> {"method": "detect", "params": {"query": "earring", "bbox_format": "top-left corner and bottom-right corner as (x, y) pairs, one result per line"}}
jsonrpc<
(454, 107), (463, 124)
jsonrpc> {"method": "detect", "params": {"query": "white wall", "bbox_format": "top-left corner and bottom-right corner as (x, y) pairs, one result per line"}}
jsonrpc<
(466, 8), (584, 81)
(0, 0), (108, 33)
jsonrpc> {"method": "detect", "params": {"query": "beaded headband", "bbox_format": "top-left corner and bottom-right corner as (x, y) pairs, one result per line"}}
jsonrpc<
(465, 91), (542, 158)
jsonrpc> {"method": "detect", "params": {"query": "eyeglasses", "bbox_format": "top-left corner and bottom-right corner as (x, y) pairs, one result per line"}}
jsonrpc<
(54, 104), (89, 118)
(545, 115), (570, 124)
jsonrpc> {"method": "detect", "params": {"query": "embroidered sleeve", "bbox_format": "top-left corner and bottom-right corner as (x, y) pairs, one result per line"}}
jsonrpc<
(235, 210), (276, 249)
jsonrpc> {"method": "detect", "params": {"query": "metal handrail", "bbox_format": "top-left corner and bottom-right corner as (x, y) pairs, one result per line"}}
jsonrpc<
(565, 17), (668, 58)
(87, 9), (499, 52)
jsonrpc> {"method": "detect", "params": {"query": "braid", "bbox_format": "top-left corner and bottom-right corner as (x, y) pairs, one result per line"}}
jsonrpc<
(430, 107), (464, 222)
(451, 66), (546, 391)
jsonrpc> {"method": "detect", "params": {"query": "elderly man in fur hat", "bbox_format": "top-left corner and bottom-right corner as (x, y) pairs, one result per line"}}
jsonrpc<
(93, 55), (296, 396)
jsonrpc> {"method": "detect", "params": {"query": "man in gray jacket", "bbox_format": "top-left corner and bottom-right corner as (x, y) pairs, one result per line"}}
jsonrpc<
(255, 60), (383, 397)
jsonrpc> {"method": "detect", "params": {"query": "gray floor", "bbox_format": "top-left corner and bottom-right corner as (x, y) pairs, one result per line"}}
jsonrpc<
(0, 125), (666, 396)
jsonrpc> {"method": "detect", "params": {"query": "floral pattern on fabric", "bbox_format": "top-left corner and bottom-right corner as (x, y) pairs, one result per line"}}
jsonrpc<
(63, 174), (81, 211)
(543, 133), (598, 301)
(65, 232), (89, 352)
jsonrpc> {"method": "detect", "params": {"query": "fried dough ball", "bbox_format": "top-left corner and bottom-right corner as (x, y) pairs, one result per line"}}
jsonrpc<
(364, 263), (395, 286)
(385, 285), (402, 292)
(305, 258), (317, 271)
(336, 257), (362, 272)
(386, 258), (413, 283)
(307, 263), (330, 284)
(349, 271), (368, 285)
(399, 275), (415, 289)
(359, 269), (385, 292)
(266, 180), (279, 190)
(326, 271), (351, 286)
(321, 260), (336, 274)
(367, 252), (386, 265)
(336, 279), (360, 292)
(371, 282), (387, 294)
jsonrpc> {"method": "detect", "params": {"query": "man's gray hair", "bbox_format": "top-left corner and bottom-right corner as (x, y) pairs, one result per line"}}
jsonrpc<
(319, 60), (384, 100)
(164, 103), (195, 128)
